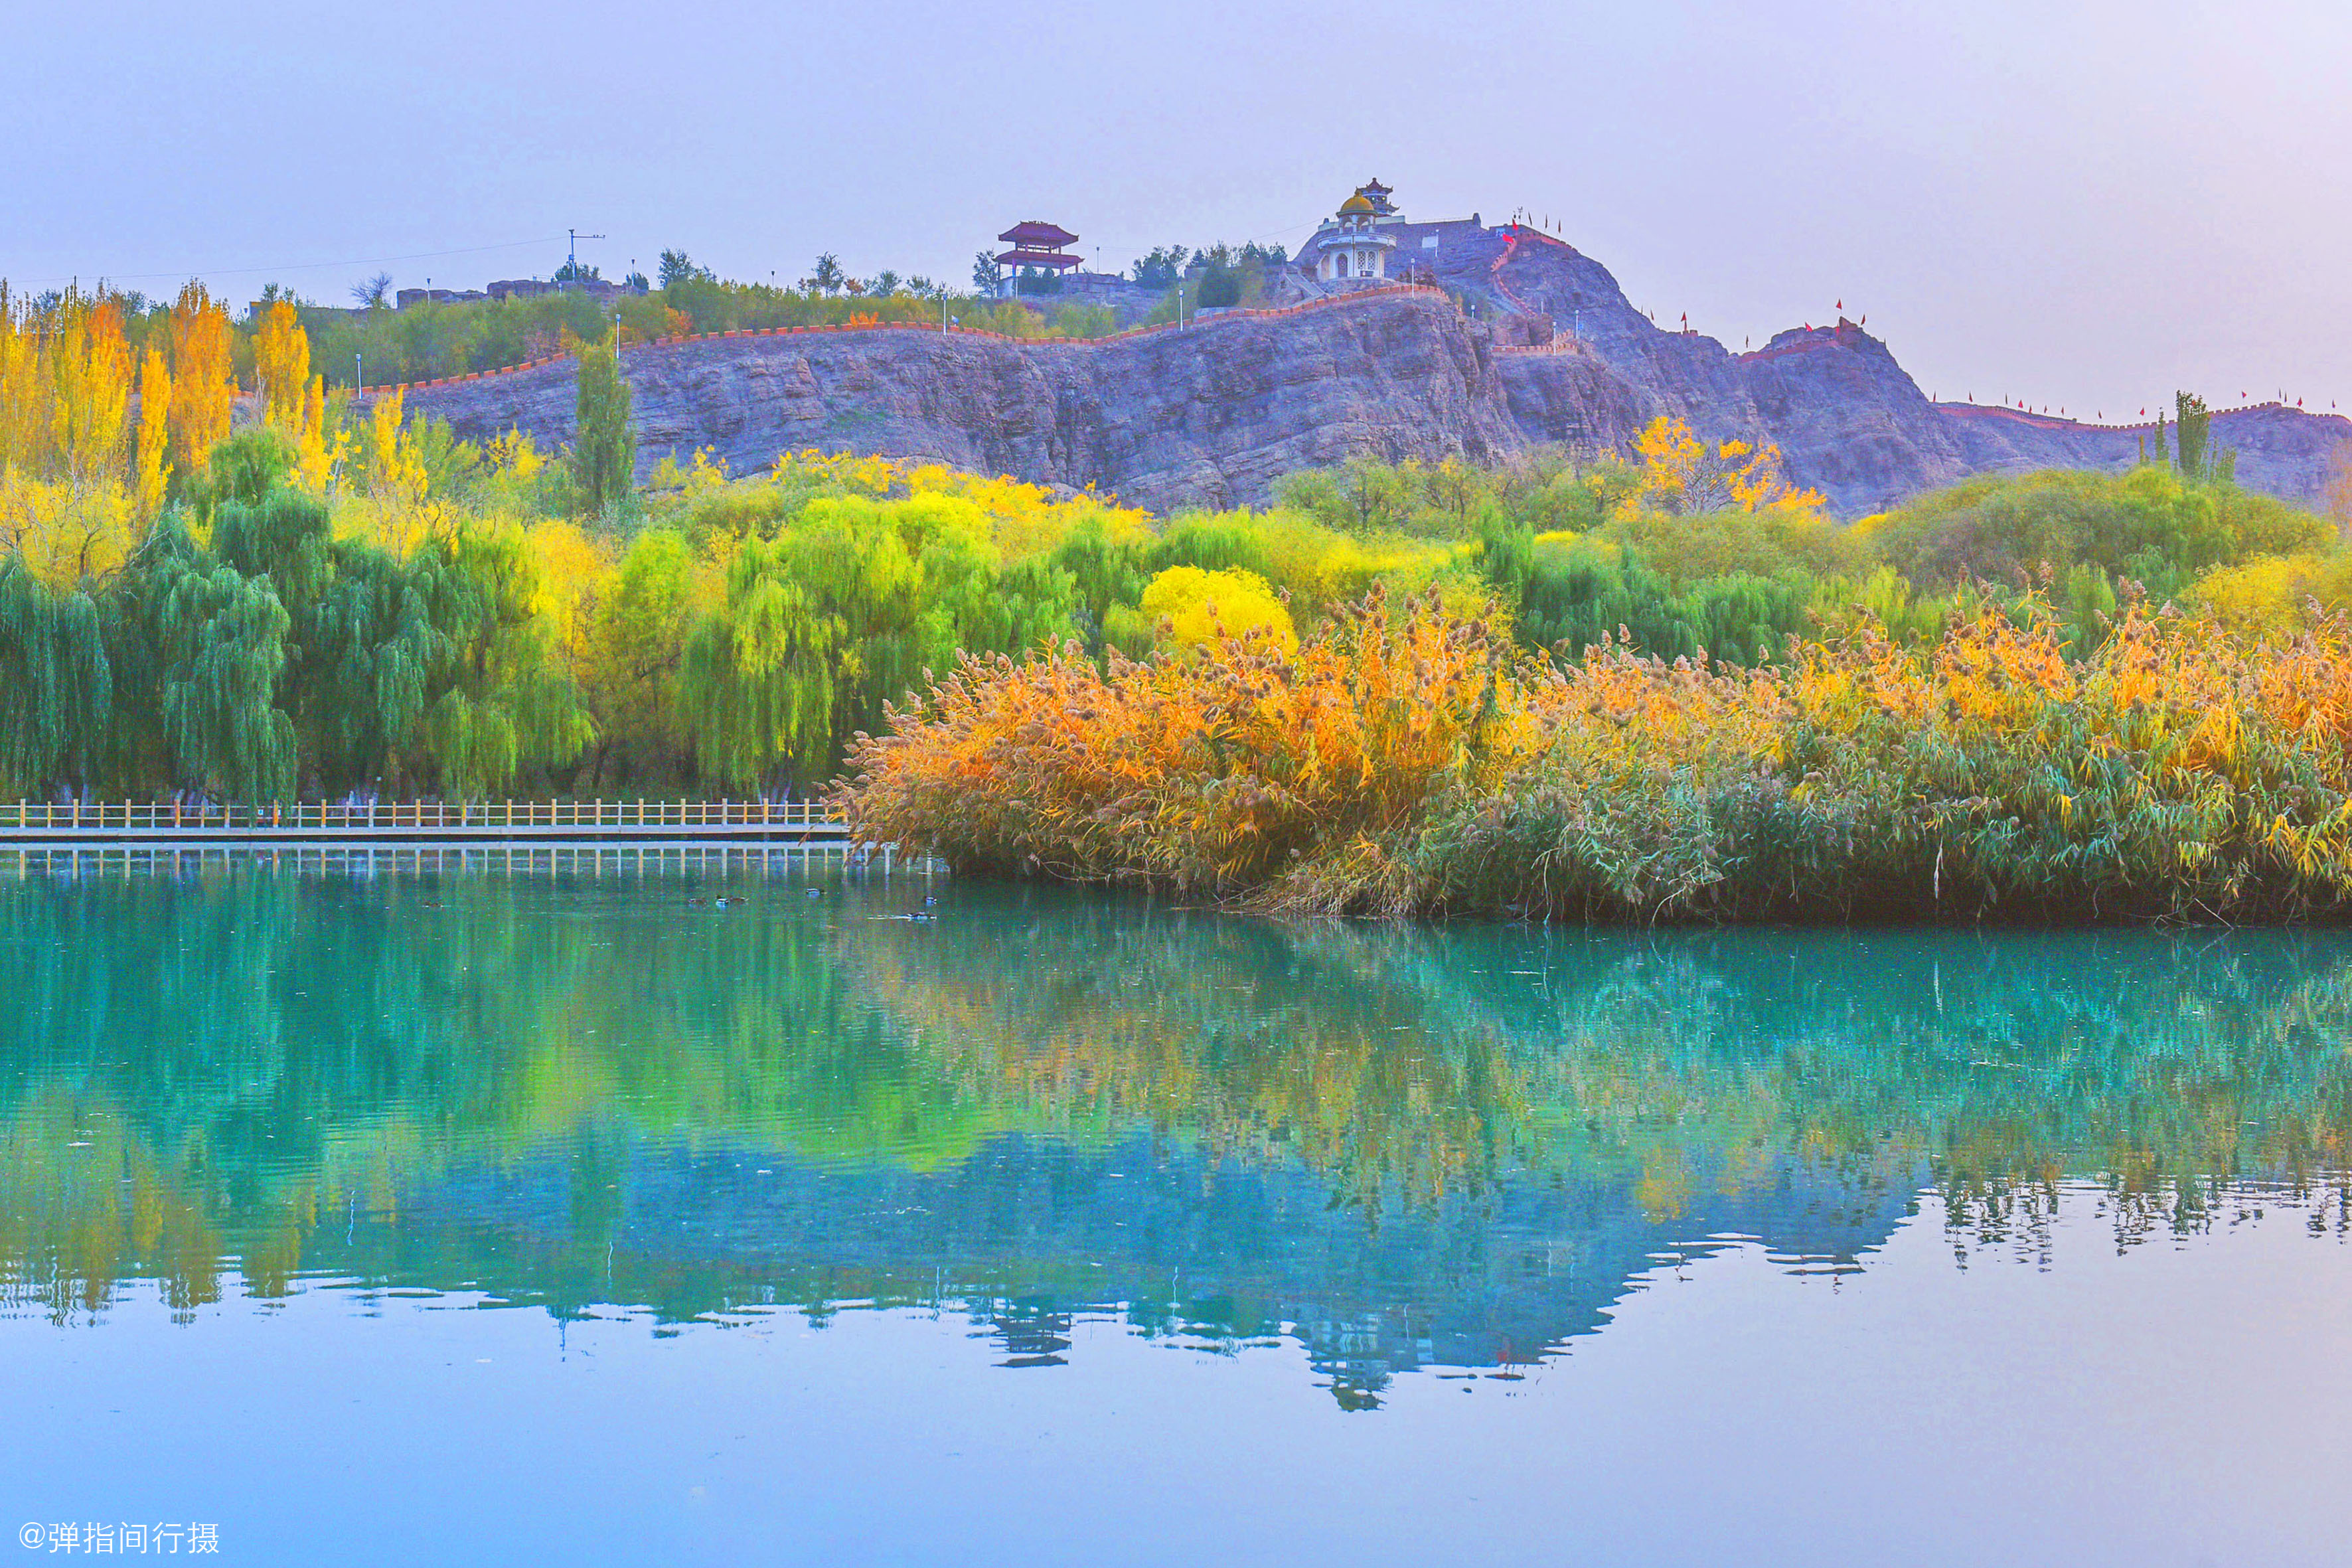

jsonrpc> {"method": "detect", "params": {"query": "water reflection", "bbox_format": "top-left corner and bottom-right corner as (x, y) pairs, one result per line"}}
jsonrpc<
(4, 850), (2349, 1405)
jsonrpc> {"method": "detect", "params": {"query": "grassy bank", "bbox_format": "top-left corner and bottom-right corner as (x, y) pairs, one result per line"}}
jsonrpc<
(842, 590), (2352, 924)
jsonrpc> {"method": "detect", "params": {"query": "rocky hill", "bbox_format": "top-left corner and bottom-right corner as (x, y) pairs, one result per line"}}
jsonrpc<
(397, 230), (2351, 518)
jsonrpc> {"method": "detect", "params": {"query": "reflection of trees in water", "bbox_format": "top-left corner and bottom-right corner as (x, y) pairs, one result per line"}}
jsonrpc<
(0, 1089), (226, 1323)
(6, 867), (2352, 1333)
(848, 913), (2352, 1231)
(0, 866), (988, 1316)
(838, 907), (1529, 1213)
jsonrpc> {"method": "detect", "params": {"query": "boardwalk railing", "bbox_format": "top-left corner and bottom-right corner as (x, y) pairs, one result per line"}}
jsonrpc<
(1, 799), (854, 842)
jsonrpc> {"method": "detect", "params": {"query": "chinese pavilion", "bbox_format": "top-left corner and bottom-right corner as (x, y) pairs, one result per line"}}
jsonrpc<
(996, 221), (1082, 289)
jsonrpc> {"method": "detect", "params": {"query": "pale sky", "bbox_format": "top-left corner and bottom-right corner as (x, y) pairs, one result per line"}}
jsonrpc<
(7, 0), (2346, 421)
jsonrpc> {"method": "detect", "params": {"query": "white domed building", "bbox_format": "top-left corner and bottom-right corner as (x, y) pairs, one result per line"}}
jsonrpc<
(1298, 180), (1487, 295)
(1310, 190), (1397, 285)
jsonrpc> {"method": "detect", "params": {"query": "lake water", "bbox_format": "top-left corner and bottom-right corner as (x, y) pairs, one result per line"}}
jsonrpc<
(5, 850), (2351, 1567)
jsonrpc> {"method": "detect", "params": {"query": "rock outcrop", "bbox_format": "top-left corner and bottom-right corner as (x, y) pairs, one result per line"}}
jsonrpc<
(405, 295), (1521, 511)
(399, 230), (2351, 518)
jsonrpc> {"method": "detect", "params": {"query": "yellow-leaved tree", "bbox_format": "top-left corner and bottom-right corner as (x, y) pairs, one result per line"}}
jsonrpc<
(368, 388), (426, 503)
(1626, 416), (1825, 516)
(1601, 415), (1850, 584)
(0, 283), (40, 477)
(166, 282), (235, 475)
(252, 301), (309, 428)
(49, 293), (133, 491)
(1135, 566), (1298, 655)
(0, 288), (147, 586)
(254, 299), (337, 490)
(133, 345), (173, 518)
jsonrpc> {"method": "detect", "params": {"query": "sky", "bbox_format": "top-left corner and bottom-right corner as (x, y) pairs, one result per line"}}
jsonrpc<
(6, 0), (2346, 422)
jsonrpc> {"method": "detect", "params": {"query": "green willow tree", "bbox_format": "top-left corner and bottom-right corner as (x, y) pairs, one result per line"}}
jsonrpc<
(141, 530), (298, 801)
(210, 488), (588, 799)
(683, 494), (1077, 789)
(1049, 516), (1149, 655)
(0, 560), (111, 796)
(214, 489), (435, 793)
(580, 528), (696, 788)
(6, 517), (301, 803)
(412, 524), (594, 799)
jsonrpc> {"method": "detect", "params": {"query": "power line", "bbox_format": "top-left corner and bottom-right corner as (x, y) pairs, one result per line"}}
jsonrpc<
(7, 235), (568, 288)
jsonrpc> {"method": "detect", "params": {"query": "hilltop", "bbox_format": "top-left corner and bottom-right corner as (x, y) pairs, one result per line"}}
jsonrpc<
(394, 222), (2351, 517)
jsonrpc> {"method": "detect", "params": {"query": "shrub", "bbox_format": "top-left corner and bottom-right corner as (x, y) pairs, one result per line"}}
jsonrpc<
(1137, 566), (1296, 655)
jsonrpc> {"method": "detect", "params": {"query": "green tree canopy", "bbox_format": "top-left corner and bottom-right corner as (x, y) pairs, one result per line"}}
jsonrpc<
(570, 339), (637, 519)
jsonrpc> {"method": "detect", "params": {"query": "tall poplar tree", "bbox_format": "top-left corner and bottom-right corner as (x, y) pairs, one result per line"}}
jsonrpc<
(570, 339), (635, 518)
(2175, 391), (2213, 482)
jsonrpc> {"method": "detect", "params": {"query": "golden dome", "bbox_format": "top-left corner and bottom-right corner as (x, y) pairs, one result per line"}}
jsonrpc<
(1339, 193), (1375, 216)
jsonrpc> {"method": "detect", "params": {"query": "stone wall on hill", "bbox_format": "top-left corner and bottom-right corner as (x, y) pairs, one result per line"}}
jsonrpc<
(395, 235), (2352, 518)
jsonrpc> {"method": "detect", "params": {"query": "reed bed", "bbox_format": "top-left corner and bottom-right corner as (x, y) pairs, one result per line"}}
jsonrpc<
(841, 589), (2352, 923)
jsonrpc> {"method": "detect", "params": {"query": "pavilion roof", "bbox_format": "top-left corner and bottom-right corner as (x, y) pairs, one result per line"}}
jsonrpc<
(998, 220), (1079, 247)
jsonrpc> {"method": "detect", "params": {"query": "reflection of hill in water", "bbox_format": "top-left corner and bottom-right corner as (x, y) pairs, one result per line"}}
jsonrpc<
(397, 1134), (1919, 1398)
(4, 859), (2352, 1396)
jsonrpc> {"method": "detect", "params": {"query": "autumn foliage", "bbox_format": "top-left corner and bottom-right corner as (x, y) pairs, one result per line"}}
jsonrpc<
(846, 592), (2352, 923)
(844, 588), (1541, 898)
(7, 266), (2352, 876)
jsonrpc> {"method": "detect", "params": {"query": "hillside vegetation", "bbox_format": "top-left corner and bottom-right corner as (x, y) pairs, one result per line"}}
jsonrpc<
(5, 279), (2351, 900)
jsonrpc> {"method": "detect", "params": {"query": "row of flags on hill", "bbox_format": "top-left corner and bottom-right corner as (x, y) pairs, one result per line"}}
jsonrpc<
(1608, 268), (2341, 420)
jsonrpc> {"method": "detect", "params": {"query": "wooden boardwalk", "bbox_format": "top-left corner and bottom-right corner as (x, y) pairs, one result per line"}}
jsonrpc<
(0, 799), (858, 844)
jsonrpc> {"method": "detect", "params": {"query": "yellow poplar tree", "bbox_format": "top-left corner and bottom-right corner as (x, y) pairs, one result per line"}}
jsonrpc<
(49, 293), (133, 489)
(0, 283), (42, 476)
(252, 301), (309, 429)
(166, 283), (235, 475)
(134, 346), (173, 517)
(368, 389), (426, 502)
(291, 374), (334, 492)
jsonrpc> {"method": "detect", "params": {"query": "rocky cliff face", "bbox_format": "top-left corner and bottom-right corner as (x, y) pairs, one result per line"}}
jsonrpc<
(406, 297), (1521, 511)
(400, 234), (2351, 518)
(1928, 400), (2350, 508)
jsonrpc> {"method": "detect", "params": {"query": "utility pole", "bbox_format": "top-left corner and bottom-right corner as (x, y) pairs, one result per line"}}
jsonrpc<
(568, 228), (606, 286)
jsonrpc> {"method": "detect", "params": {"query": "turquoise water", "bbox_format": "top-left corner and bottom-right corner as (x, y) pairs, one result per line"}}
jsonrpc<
(5, 850), (2352, 1565)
